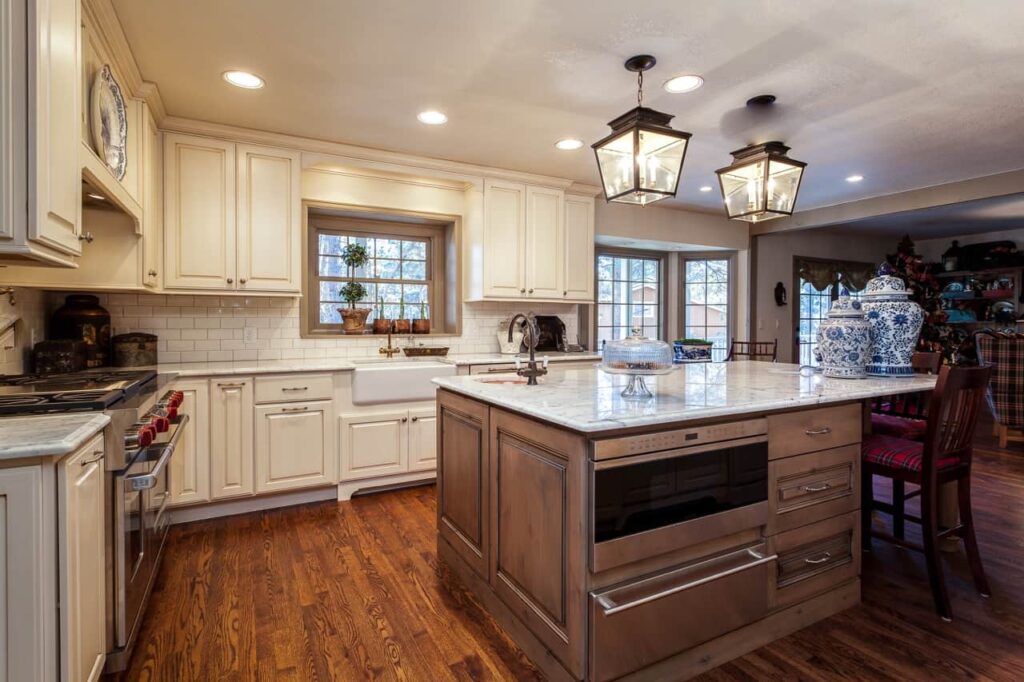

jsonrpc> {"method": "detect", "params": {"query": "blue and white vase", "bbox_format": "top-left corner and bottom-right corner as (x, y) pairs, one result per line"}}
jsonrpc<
(862, 265), (924, 377)
(816, 293), (871, 379)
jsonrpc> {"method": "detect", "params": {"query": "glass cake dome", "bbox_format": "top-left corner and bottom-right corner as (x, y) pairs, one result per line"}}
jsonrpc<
(600, 329), (675, 399)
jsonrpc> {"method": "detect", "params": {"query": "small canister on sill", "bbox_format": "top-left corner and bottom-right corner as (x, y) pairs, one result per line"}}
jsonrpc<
(112, 332), (158, 367)
(33, 339), (87, 374)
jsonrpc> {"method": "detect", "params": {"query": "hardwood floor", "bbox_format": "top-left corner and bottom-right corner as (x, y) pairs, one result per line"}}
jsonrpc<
(122, 436), (1024, 681)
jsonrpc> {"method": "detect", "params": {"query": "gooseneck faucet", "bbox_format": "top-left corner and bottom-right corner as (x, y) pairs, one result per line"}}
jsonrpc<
(508, 313), (548, 385)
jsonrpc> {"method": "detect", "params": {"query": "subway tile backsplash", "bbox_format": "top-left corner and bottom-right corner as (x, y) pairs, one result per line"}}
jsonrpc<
(44, 293), (580, 364)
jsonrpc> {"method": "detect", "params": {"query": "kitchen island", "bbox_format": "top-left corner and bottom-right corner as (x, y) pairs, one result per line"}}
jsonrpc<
(432, 363), (936, 681)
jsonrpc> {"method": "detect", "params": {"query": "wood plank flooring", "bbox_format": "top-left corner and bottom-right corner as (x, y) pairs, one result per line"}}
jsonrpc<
(121, 435), (1024, 681)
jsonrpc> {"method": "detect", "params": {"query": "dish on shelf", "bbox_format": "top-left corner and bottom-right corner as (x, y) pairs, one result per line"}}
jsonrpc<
(90, 64), (128, 180)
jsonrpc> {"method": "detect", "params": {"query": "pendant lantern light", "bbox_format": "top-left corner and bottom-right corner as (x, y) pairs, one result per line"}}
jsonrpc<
(716, 140), (806, 222)
(592, 55), (691, 206)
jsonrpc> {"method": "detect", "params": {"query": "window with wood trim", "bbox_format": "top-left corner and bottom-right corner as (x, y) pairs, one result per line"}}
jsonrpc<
(304, 215), (450, 335)
(595, 250), (665, 346)
(683, 257), (732, 362)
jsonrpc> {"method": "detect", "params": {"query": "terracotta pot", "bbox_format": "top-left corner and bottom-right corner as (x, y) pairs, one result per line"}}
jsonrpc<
(339, 308), (371, 333)
(393, 319), (411, 334)
(372, 318), (392, 335)
(412, 319), (431, 334)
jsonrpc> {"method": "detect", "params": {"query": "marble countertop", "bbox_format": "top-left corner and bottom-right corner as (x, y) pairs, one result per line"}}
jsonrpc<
(156, 352), (601, 376)
(432, 362), (938, 433)
(0, 413), (110, 460)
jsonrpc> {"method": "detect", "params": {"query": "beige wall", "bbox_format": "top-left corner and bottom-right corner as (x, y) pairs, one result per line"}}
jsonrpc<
(0, 288), (46, 374)
(753, 230), (892, 363)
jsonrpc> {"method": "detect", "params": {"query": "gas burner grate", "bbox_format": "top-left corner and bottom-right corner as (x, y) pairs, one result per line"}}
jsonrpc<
(0, 396), (49, 406)
(51, 390), (114, 402)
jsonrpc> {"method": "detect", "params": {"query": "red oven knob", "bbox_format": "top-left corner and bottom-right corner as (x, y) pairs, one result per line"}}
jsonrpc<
(148, 414), (170, 433)
(163, 391), (184, 408)
(125, 425), (155, 449)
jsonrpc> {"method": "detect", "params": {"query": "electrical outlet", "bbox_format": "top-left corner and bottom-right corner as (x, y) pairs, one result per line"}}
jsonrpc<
(243, 327), (258, 344)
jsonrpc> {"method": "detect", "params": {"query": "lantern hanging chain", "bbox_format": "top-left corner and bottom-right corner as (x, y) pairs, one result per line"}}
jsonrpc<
(637, 69), (644, 108)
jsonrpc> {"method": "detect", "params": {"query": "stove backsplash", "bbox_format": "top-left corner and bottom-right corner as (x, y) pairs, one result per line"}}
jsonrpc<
(44, 293), (580, 364)
(1, 288), (47, 375)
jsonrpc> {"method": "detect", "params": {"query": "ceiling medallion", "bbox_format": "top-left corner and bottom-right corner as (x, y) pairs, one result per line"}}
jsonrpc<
(592, 55), (692, 207)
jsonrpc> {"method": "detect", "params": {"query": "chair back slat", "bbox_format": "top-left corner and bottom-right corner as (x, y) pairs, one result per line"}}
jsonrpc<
(726, 338), (778, 362)
(872, 351), (943, 417)
(923, 366), (992, 472)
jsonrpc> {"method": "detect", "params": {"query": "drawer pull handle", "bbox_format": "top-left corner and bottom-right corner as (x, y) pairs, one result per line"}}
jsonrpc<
(81, 451), (105, 466)
(802, 482), (832, 493)
(804, 427), (832, 436)
(282, 387), (308, 391)
(217, 382), (246, 388)
(804, 552), (833, 565)
(282, 406), (309, 413)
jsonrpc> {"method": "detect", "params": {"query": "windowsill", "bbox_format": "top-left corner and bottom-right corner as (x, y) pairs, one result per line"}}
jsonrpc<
(300, 329), (460, 340)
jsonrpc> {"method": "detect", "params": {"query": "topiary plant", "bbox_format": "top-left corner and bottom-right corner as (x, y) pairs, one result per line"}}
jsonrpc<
(340, 243), (370, 309)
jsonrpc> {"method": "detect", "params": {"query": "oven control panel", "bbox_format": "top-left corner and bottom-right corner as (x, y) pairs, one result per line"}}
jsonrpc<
(591, 418), (768, 460)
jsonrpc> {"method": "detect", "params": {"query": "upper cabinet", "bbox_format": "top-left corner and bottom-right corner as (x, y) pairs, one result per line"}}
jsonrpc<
(0, 0), (82, 265)
(163, 133), (301, 294)
(472, 180), (594, 303)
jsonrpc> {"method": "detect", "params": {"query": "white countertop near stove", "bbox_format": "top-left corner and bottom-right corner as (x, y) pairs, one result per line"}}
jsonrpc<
(432, 362), (938, 433)
(0, 413), (110, 460)
(154, 352), (601, 377)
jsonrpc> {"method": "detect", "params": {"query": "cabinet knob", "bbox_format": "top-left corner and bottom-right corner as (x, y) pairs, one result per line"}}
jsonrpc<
(227, 278), (234, 284)
(411, 416), (419, 422)
(528, 288), (534, 294)
(78, 232), (94, 243)
(563, 290), (567, 296)
(240, 278), (247, 284)
(148, 269), (158, 277)
(520, 288), (526, 293)
(401, 417), (408, 423)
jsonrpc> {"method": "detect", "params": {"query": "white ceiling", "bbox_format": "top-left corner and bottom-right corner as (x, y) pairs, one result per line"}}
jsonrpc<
(824, 194), (1024, 240)
(113, 0), (1024, 213)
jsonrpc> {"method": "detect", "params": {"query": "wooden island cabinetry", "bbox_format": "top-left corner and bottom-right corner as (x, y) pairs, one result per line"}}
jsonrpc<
(432, 364), (938, 682)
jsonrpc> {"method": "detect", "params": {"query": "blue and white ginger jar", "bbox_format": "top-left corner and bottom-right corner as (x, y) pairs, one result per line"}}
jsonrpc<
(816, 293), (871, 379)
(861, 266), (924, 377)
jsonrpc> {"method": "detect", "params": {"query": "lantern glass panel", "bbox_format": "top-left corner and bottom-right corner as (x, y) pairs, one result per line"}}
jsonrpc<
(720, 159), (767, 218)
(766, 158), (802, 214)
(595, 130), (636, 199)
(637, 129), (687, 194)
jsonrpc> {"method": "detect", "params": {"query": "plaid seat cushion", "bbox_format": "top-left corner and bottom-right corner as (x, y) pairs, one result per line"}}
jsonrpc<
(977, 335), (1024, 429)
(862, 434), (960, 473)
(871, 413), (928, 441)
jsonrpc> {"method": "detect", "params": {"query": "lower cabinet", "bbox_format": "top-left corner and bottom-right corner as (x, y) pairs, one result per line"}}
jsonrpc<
(210, 378), (255, 499)
(255, 400), (336, 493)
(340, 407), (437, 480)
(169, 378), (211, 506)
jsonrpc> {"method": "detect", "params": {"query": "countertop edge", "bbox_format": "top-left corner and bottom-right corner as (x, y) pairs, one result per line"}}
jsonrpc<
(0, 413), (111, 461)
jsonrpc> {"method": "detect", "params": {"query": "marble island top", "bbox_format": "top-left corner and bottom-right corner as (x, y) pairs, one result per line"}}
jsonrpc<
(0, 413), (111, 460)
(432, 362), (938, 434)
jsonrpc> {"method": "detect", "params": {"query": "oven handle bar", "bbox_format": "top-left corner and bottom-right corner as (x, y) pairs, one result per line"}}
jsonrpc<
(125, 414), (189, 491)
(594, 546), (777, 616)
(593, 434), (768, 470)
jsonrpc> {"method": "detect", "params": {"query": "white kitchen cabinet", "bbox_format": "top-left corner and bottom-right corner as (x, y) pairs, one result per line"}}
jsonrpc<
(0, 465), (52, 682)
(169, 378), (211, 506)
(163, 134), (302, 294)
(407, 407), (437, 472)
(524, 185), (564, 299)
(255, 400), (335, 493)
(340, 411), (408, 480)
(210, 378), (255, 499)
(163, 133), (237, 290)
(0, 0), (81, 265)
(141, 104), (162, 289)
(58, 434), (106, 682)
(236, 144), (302, 292)
(475, 180), (593, 302)
(482, 179), (527, 298)
(563, 194), (595, 301)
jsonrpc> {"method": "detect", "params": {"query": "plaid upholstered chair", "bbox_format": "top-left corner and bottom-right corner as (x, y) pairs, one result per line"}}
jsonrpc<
(975, 330), (1024, 448)
(862, 365), (992, 621)
(870, 351), (943, 441)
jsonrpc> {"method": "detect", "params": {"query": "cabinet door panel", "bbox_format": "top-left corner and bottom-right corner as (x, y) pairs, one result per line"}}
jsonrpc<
(28, 0), (82, 256)
(340, 411), (407, 481)
(169, 379), (210, 506)
(236, 144), (301, 292)
(256, 401), (335, 493)
(59, 435), (106, 682)
(163, 134), (235, 289)
(524, 186), (564, 299)
(141, 106), (161, 288)
(408, 407), (437, 472)
(482, 179), (526, 297)
(210, 378), (254, 499)
(563, 195), (594, 301)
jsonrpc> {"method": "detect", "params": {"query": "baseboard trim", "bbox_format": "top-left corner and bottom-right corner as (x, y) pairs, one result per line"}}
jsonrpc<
(169, 486), (338, 524)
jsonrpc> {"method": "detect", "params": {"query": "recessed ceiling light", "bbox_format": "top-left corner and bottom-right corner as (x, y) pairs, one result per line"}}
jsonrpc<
(417, 110), (448, 125)
(699, 185), (713, 192)
(555, 138), (583, 150)
(846, 174), (864, 183)
(223, 71), (265, 89)
(663, 74), (704, 94)
(86, 192), (105, 201)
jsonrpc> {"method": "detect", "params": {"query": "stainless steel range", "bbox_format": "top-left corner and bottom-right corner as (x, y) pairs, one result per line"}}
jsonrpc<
(0, 369), (188, 673)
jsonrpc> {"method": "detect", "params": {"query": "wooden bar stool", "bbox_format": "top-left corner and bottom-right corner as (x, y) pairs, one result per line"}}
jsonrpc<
(861, 365), (992, 621)
(725, 338), (777, 362)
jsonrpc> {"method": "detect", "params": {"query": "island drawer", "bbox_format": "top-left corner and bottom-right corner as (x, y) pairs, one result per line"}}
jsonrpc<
(589, 542), (773, 682)
(768, 445), (860, 534)
(254, 374), (333, 403)
(767, 403), (861, 460)
(768, 511), (859, 609)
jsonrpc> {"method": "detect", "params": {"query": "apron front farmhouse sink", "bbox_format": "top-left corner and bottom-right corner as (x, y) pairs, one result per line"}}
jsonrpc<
(351, 359), (456, 405)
